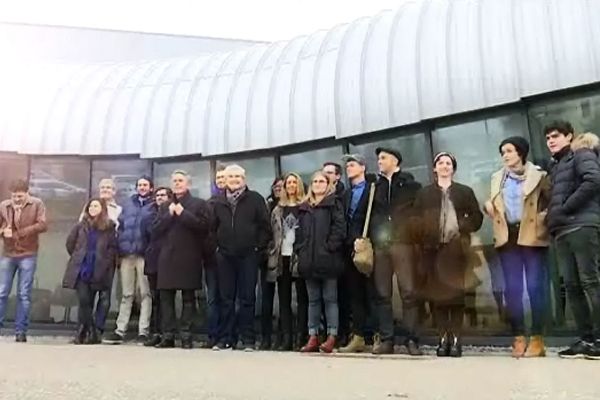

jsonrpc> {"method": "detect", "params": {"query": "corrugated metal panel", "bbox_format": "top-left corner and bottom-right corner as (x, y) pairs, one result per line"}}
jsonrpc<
(2, 0), (600, 156)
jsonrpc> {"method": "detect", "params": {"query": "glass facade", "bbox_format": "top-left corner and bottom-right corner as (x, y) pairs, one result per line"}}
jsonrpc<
(153, 160), (212, 200)
(1, 87), (597, 335)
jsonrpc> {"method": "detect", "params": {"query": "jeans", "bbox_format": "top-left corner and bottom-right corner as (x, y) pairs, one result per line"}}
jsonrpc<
(204, 265), (220, 341)
(306, 278), (338, 336)
(76, 281), (97, 330)
(0, 255), (37, 334)
(115, 255), (152, 336)
(434, 304), (464, 335)
(498, 244), (547, 336)
(555, 227), (600, 341)
(160, 289), (195, 340)
(147, 274), (161, 335)
(217, 252), (259, 345)
(373, 244), (419, 343)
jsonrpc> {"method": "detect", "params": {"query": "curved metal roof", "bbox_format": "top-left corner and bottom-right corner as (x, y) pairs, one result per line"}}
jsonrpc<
(1, 0), (599, 157)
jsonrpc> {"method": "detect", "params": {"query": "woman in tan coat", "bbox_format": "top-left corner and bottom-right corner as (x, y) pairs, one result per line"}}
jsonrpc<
(485, 136), (550, 358)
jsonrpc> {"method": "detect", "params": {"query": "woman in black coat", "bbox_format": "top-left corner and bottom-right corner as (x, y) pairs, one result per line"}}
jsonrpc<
(63, 198), (117, 345)
(412, 152), (483, 357)
(295, 171), (346, 353)
(153, 173), (211, 349)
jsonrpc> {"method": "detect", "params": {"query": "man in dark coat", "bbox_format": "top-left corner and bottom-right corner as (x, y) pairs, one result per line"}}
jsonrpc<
(338, 154), (376, 353)
(370, 147), (423, 355)
(153, 170), (211, 349)
(212, 164), (271, 351)
(545, 121), (600, 360)
(323, 162), (346, 198)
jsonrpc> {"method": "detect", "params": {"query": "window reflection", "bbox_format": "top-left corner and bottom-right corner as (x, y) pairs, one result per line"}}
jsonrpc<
(91, 159), (151, 206)
(280, 146), (344, 185)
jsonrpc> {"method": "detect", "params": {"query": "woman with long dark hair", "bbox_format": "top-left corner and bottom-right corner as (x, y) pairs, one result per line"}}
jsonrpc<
(413, 152), (483, 357)
(63, 198), (117, 344)
(296, 170), (346, 353)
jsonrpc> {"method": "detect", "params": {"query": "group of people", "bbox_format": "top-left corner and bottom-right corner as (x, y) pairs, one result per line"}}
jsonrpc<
(0, 119), (599, 360)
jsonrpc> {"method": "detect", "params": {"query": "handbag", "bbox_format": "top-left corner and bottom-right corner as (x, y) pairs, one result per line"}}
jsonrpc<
(353, 182), (376, 276)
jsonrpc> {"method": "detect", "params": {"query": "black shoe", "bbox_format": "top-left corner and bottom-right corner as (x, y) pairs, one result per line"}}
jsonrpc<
(259, 339), (272, 351)
(212, 342), (233, 351)
(406, 339), (423, 356)
(73, 325), (87, 345)
(436, 333), (450, 357)
(144, 334), (162, 347)
(372, 340), (394, 355)
(155, 338), (175, 349)
(181, 337), (193, 350)
(136, 334), (149, 345)
(15, 333), (27, 343)
(243, 342), (255, 352)
(558, 339), (593, 359)
(102, 332), (124, 345)
(584, 340), (600, 360)
(448, 335), (462, 358)
(201, 338), (218, 349)
(278, 335), (294, 351)
(85, 327), (100, 345)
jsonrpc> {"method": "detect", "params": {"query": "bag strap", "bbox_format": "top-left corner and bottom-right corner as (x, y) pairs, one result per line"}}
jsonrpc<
(361, 183), (376, 238)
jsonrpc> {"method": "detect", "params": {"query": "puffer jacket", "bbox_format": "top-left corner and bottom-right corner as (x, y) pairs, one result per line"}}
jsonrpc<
(117, 194), (155, 256)
(294, 194), (347, 280)
(547, 132), (600, 234)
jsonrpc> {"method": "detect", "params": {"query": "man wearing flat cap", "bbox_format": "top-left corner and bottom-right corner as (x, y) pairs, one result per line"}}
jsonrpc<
(370, 147), (423, 355)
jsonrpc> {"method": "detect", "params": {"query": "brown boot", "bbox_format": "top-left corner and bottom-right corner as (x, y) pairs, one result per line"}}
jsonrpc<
(525, 335), (546, 357)
(339, 335), (366, 353)
(512, 336), (527, 358)
(300, 335), (319, 353)
(319, 335), (336, 353)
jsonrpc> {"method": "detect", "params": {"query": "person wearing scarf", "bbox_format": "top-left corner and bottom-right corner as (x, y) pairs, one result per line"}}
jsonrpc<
(485, 136), (551, 358)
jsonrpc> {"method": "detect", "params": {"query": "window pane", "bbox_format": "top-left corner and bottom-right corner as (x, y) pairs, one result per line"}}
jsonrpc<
(349, 132), (431, 184)
(528, 91), (600, 161)
(29, 157), (90, 324)
(153, 160), (211, 199)
(0, 154), (28, 199)
(91, 159), (151, 206)
(431, 112), (529, 333)
(216, 157), (275, 198)
(280, 146), (344, 185)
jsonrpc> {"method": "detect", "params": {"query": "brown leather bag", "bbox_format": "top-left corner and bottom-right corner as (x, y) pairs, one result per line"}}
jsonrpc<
(353, 183), (376, 276)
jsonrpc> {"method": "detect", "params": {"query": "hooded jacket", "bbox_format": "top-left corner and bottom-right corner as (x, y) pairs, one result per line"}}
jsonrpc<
(547, 132), (600, 234)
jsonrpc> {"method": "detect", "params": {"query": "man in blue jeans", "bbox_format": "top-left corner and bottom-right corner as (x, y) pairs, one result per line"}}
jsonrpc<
(0, 179), (48, 342)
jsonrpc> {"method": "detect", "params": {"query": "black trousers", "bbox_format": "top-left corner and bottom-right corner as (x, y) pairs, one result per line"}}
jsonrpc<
(260, 268), (276, 341)
(147, 274), (161, 335)
(76, 281), (97, 330)
(276, 256), (308, 339)
(341, 255), (373, 337)
(160, 289), (195, 340)
(433, 304), (465, 336)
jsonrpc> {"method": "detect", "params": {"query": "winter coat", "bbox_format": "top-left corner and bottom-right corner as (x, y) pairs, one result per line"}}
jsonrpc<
(547, 132), (600, 234)
(212, 188), (271, 256)
(141, 203), (160, 275)
(117, 194), (155, 256)
(371, 171), (422, 247)
(412, 182), (483, 303)
(342, 175), (376, 247)
(267, 204), (300, 282)
(154, 192), (211, 290)
(202, 195), (220, 270)
(489, 162), (551, 248)
(63, 220), (118, 291)
(294, 194), (347, 280)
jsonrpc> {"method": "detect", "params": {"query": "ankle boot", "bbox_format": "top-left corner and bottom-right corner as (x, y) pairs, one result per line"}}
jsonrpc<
(436, 332), (450, 357)
(278, 334), (294, 351)
(74, 325), (87, 345)
(339, 334), (366, 353)
(319, 335), (336, 353)
(448, 334), (462, 358)
(85, 326), (99, 345)
(300, 335), (320, 353)
(512, 336), (527, 358)
(525, 335), (546, 357)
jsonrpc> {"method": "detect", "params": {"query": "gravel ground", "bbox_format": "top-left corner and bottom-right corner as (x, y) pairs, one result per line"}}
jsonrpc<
(0, 336), (599, 400)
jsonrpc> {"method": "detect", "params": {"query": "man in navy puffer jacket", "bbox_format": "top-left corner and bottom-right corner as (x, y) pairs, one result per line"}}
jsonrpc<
(103, 176), (155, 345)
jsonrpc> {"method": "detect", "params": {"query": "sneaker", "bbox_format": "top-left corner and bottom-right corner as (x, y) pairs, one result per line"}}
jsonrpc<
(243, 343), (255, 352)
(202, 338), (218, 349)
(144, 334), (162, 347)
(406, 339), (423, 356)
(558, 339), (593, 359)
(136, 335), (149, 345)
(584, 341), (600, 360)
(15, 333), (27, 343)
(372, 340), (394, 355)
(212, 342), (233, 351)
(102, 332), (124, 345)
(339, 334), (366, 353)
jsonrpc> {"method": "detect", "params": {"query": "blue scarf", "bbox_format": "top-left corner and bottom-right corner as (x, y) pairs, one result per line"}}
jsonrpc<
(79, 228), (99, 283)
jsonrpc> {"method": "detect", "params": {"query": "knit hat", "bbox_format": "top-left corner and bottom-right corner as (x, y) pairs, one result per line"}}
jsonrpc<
(375, 147), (403, 165)
(138, 175), (154, 188)
(433, 152), (457, 171)
(499, 136), (530, 163)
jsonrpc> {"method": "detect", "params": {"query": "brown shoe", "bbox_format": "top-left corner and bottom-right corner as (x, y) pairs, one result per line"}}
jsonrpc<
(300, 335), (320, 353)
(525, 335), (546, 357)
(319, 335), (336, 353)
(512, 336), (527, 358)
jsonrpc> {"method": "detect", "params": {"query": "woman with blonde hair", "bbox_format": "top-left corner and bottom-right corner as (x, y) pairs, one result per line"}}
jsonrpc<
(295, 170), (346, 353)
(267, 172), (308, 351)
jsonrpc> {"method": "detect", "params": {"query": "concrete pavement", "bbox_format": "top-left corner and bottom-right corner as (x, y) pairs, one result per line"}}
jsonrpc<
(0, 337), (599, 400)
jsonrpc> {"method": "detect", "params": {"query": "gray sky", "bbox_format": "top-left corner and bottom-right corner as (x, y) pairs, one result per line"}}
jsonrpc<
(0, 0), (410, 41)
